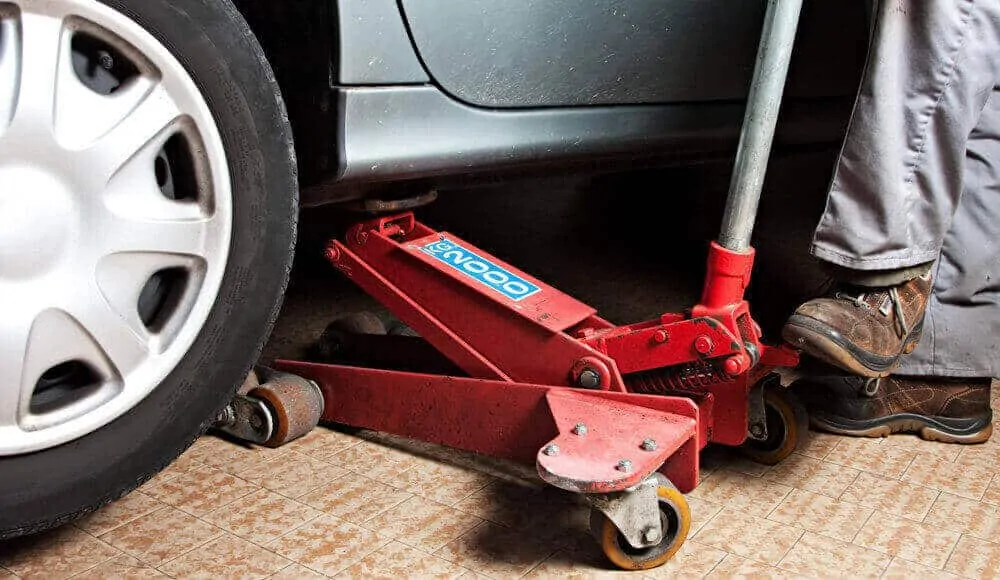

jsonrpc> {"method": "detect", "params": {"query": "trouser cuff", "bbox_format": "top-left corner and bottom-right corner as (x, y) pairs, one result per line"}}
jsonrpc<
(822, 261), (934, 288)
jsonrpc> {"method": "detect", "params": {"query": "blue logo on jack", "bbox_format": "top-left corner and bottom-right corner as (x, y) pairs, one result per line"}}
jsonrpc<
(421, 238), (541, 302)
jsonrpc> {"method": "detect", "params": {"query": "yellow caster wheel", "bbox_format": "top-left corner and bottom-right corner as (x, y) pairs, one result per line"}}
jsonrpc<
(740, 386), (809, 465)
(590, 475), (692, 571)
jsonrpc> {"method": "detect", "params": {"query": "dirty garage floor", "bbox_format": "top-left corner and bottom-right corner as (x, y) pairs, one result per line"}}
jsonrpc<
(4, 153), (1000, 579)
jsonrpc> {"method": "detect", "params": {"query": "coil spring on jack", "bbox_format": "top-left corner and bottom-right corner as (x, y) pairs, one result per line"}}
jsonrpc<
(627, 363), (733, 395)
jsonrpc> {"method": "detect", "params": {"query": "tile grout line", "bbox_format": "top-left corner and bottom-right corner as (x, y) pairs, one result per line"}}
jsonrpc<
(848, 507), (878, 544)
(940, 532), (964, 574)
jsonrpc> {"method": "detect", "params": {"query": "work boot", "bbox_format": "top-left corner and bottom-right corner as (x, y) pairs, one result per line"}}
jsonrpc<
(794, 375), (993, 444)
(782, 273), (932, 378)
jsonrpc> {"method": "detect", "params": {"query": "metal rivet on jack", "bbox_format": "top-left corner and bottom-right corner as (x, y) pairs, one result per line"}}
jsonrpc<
(616, 459), (633, 472)
(641, 438), (657, 452)
(543, 444), (560, 456)
(572, 423), (588, 436)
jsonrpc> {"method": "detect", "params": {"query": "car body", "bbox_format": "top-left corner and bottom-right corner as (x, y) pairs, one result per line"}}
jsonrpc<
(239, 0), (870, 206)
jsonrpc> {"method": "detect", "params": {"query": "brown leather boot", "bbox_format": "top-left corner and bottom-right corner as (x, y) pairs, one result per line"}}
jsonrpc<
(782, 274), (932, 378)
(794, 375), (993, 444)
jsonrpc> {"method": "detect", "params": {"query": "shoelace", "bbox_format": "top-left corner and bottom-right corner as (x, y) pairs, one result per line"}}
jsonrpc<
(834, 287), (908, 338)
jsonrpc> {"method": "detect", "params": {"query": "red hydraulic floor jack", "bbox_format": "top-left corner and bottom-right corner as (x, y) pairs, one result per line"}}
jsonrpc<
(271, 0), (808, 571)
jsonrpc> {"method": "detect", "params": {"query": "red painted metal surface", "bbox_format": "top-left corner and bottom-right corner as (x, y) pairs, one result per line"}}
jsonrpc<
(329, 214), (627, 391)
(279, 212), (799, 499)
(537, 390), (696, 493)
(273, 360), (703, 492)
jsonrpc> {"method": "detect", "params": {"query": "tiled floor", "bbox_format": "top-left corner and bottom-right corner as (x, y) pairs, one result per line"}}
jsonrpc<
(5, 393), (1000, 579)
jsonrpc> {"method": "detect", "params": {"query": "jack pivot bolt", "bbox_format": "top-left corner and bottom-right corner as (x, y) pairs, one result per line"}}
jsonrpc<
(577, 368), (601, 389)
(641, 438), (657, 452)
(572, 423), (588, 436)
(694, 335), (714, 355)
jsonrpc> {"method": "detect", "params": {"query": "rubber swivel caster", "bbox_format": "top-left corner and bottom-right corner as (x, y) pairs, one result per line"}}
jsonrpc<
(740, 385), (809, 465)
(249, 369), (324, 448)
(590, 474), (692, 571)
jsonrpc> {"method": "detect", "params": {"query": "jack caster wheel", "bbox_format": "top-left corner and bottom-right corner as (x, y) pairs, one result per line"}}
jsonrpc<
(313, 312), (387, 360)
(249, 370), (324, 448)
(590, 475), (692, 571)
(740, 386), (809, 465)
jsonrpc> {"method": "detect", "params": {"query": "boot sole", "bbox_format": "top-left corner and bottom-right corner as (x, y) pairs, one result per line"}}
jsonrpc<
(810, 412), (993, 445)
(782, 315), (923, 379)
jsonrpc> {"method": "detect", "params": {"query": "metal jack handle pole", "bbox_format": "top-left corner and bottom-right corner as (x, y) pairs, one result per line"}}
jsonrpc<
(717, 0), (804, 253)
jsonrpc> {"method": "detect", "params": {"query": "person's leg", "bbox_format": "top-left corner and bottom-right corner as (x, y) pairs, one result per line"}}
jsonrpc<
(794, 92), (1000, 443)
(784, 0), (1000, 377)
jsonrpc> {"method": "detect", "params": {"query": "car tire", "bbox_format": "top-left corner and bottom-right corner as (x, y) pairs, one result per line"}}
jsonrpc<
(0, 0), (297, 539)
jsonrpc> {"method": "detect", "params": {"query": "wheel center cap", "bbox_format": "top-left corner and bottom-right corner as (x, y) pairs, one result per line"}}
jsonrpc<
(0, 166), (75, 280)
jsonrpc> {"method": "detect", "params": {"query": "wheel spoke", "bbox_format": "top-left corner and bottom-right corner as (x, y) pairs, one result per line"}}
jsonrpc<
(0, 14), (19, 137)
(85, 80), (182, 185)
(101, 208), (215, 260)
(61, 283), (150, 381)
(7, 9), (69, 132)
(0, 302), (37, 429)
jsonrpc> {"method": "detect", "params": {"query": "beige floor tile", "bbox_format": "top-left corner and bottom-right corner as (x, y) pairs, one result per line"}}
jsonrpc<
(924, 492), (1000, 541)
(143, 466), (258, 517)
(183, 436), (285, 477)
(981, 474), (1000, 507)
(823, 438), (916, 479)
(523, 546), (645, 579)
(955, 438), (1000, 472)
(945, 535), (1000, 577)
(642, 541), (727, 579)
(298, 472), (411, 524)
(452, 480), (580, 531)
(70, 553), (164, 579)
(692, 507), (803, 565)
(880, 434), (962, 462)
(767, 489), (873, 541)
(0, 526), (119, 580)
(269, 563), (327, 579)
(903, 454), (992, 500)
(363, 495), (483, 553)
(684, 496), (724, 537)
(337, 541), (468, 579)
(324, 440), (421, 482)
(394, 460), (495, 506)
(686, 469), (793, 518)
(852, 510), (960, 568)
(839, 472), (939, 521)
(436, 521), (558, 578)
(763, 453), (860, 499)
(98, 506), (223, 566)
(266, 514), (391, 577)
(202, 488), (323, 545)
(144, 452), (203, 487)
(159, 535), (290, 579)
(283, 427), (365, 460)
(238, 450), (347, 499)
(704, 554), (805, 579)
(777, 532), (888, 578)
(882, 557), (965, 580)
(796, 432), (841, 460)
(74, 492), (165, 537)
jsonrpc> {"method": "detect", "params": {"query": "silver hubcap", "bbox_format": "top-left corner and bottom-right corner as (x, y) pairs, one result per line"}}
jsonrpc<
(0, 0), (232, 455)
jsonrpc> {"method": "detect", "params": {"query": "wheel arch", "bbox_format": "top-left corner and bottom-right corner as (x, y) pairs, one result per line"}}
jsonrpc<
(230, 0), (338, 189)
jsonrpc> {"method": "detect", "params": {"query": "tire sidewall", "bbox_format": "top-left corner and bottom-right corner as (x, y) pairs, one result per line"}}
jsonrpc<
(0, 0), (297, 538)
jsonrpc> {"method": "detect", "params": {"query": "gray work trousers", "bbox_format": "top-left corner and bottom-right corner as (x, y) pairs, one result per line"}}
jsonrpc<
(811, 1), (1000, 378)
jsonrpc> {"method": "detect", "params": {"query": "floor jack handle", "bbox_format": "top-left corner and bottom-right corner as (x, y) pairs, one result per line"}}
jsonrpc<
(718, 0), (804, 253)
